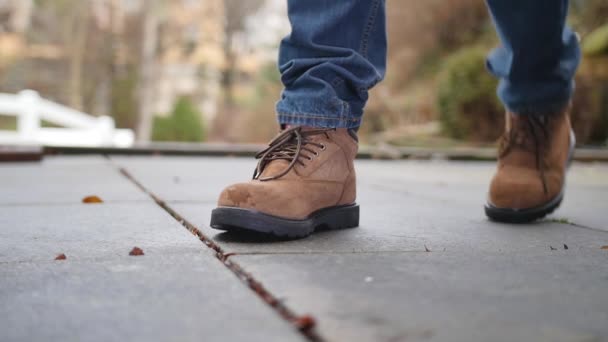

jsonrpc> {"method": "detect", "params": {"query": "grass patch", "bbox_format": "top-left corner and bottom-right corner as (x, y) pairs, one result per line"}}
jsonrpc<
(545, 217), (572, 225)
(0, 116), (17, 131)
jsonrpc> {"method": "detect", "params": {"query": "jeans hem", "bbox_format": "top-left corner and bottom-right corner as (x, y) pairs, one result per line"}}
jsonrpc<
(505, 96), (571, 116)
(277, 112), (362, 129)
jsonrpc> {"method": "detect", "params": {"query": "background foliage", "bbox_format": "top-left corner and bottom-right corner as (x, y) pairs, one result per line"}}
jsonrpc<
(152, 97), (205, 142)
(0, 0), (606, 146)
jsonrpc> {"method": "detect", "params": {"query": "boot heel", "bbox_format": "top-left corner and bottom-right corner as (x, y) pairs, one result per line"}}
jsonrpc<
(315, 204), (360, 230)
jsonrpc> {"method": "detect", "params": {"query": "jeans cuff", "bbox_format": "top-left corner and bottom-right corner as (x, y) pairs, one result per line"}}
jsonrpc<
(501, 80), (574, 116)
(506, 97), (571, 116)
(277, 112), (362, 129)
(276, 97), (363, 128)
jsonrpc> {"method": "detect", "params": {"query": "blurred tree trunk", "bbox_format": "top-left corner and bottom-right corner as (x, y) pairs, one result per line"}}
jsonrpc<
(212, 0), (263, 141)
(221, 34), (236, 106)
(136, 0), (160, 142)
(67, 1), (88, 111)
(221, 0), (264, 106)
(10, 0), (33, 33)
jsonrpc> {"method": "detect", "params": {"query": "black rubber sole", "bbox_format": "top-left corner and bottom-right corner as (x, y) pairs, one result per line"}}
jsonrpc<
(210, 204), (360, 239)
(485, 191), (564, 223)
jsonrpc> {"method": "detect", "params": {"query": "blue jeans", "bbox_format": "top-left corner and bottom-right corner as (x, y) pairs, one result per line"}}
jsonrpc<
(276, 0), (581, 128)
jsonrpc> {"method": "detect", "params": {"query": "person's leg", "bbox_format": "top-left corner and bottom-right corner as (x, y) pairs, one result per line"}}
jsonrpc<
(276, 0), (387, 129)
(485, 0), (580, 223)
(210, 0), (387, 238)
(485, 0), (580, 114)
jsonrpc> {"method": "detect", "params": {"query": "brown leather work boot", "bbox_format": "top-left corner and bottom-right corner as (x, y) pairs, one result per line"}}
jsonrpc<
(485, 107), (575, 223)
(210, 126), (359, 238)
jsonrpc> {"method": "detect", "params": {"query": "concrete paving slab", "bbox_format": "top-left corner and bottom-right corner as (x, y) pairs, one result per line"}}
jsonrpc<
(111, 156), (252, 203)
(171, 167), (608, 255)
(0, 156), (148, 205)
(356, 161), (608, 233)
(111, 157), (608, 192)
(112, 156), (608, 253)
(0, 253), (305, 342)
(0, 199), (304, 341)
(173, 197), (608, 255)
(556, 186), (608, 232)
(235, 251), (608, 342)
(0, 202), (206, 263)
(2, 155), (605, 342)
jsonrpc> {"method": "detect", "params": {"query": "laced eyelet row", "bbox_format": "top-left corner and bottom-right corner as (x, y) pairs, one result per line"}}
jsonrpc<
(309, 143), (327, 160)
(253, 127), (335, 181)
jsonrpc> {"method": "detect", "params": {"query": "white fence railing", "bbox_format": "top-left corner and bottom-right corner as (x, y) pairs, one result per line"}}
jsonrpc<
(0, 90), (134, 147)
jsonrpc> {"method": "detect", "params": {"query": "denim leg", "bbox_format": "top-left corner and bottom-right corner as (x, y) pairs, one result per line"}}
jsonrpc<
(486, 0), (581, 115)
(276, 0), (387, 129)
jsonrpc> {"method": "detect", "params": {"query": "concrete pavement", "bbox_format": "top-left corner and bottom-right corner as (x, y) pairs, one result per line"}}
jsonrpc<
(1, 155), (607, 342)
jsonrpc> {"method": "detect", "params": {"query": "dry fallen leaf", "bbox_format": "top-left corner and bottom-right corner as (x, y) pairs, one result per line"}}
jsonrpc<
(129, 247), (144, 256)
(294, 315), (316, 331)
(55, 253), (67, 260)
(82, 195), (103, 204)
(601, 246), (608, 250)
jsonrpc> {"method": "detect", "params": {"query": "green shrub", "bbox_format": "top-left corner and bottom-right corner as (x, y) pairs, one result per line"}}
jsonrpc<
(111, 69), (139, 130)
(572, 66), (608, 145)
(437, 47), (503, 142)
(152, 97), (205, 142)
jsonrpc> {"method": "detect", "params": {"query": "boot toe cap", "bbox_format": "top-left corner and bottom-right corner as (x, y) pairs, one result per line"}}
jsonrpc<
(217, 183), (256, 208)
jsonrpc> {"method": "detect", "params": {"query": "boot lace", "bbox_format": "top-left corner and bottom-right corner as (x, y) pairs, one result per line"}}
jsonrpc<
(253, 126), (334, 181)
(498, 115), (551, 194)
